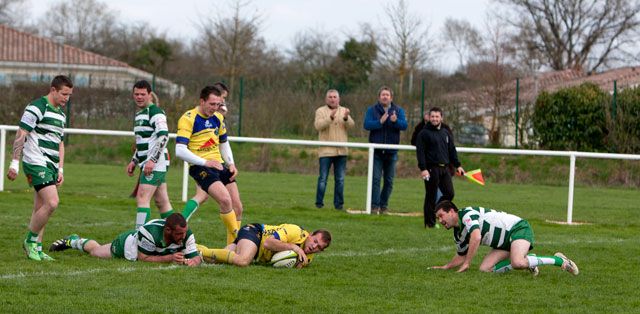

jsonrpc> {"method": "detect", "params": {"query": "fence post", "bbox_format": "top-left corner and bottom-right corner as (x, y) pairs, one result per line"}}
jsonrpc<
(238, 77), (244, 137)
(0, 128), (5, 192)
(182, 161), (189, 202)
(366, 146), (374, 214)
(567, 153), (576, 224)
(612, 80), (617, 153)
(515, 77), (519, 149)
(421, 79), (425, 117)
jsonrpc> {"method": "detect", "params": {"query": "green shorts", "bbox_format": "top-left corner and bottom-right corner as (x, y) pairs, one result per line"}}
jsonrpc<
(139, 170), (167, 186)
(23, 162), (58, 188)
(110, 230), (138, 261)
(509, 219), (534, 250)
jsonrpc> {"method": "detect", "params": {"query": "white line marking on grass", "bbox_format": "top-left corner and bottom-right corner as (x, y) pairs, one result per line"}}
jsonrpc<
(323, 246), (451, 257)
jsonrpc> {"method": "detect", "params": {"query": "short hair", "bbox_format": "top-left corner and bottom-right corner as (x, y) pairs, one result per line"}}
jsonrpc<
(377, 86), (393, 98)
(326, 89), (339, 98)
(200, 85), (222, 100)
(312, 229), (332, 248)
(429, 107), (443, 115)
(165, 213), (187, 229)
(213, 82), (229, 94)
(51, 75), (73, 90)
(435, 200), (458, 213)
(133, 80), (152, 93)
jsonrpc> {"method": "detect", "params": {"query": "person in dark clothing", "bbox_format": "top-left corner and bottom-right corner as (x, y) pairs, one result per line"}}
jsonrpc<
(416, 107), (465, 228)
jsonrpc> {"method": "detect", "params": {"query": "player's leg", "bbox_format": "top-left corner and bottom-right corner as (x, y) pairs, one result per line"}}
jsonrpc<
(182, 185), (208, 221)
(208, 181), (237, 243)
(479, 249), (510, 272)
(26, 185), (59, 261)
(86, 242), (113, 258)
(152, 182), (174, 219)
(135, 182), (155, 228)
(333, 156), (347, 210)
(231, 239), (259, 266)
(225, 182), (243, 229)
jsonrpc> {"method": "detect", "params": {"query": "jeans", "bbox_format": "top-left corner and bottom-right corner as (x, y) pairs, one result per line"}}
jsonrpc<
(315, 156), (347, 208)
(371, 151), (398, 207)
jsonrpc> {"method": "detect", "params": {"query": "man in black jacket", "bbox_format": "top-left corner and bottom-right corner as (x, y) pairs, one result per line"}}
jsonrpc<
(416, 107), (465, 228)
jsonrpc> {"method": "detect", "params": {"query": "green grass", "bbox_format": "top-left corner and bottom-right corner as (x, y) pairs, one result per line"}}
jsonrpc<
(1, 163), (639, 313)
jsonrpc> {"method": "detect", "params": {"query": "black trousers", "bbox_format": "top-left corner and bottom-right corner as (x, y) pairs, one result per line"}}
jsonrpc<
(423, 166), (455, 227)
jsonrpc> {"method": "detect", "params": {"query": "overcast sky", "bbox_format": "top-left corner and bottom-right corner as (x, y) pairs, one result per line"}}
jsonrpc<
(31, 0), (493, 72)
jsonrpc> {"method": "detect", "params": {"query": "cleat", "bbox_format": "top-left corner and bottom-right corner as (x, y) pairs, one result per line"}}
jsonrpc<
(49, 234), (78, 252)
(39, 251), (56, 261)
(555, 252), (579, 275)
(23, 240), (41, 261)
(528, 266), (540, 276)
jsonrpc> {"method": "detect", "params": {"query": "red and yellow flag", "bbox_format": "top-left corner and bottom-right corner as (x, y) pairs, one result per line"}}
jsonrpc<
(457, 169), (485, 185)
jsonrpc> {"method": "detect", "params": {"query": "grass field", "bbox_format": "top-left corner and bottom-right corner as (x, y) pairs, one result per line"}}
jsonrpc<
(1, 163), (639, 313)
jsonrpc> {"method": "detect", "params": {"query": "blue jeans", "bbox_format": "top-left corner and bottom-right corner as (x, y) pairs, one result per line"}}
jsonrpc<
(315, 156), (347, 208)
(371, 151), (398, 207)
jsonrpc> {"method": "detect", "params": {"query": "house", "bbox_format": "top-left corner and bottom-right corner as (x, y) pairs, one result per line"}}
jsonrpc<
(0, 23), (182, 96)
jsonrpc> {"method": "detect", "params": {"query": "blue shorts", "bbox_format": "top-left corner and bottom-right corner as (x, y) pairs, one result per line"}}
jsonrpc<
(234, 223), (263, 260)
(188, 165), (236, 192)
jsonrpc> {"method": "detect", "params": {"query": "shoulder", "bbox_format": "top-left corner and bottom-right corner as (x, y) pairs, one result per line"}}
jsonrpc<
(214, 112), (224, 123)
(179, 108), (197, 122)
(27, 97), (48, 112)
(148, 104), (166, 116)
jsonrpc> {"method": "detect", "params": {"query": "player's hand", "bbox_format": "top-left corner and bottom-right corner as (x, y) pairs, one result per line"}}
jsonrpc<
(429, 265), (446, 270)
(204, 159), (224, 170)
(126, 162), (136, 176)
(56, 172), (64, 187)
(7, 168), (17, 181)
(380, 112), (389, 124)
(457, 263), (470, 273)
(228, 164), (238, 180)
(172, 252), (185, 264)
(292, 247), (308, 266)
(390, 111), (397, 122)
(143, 161), (155, 176)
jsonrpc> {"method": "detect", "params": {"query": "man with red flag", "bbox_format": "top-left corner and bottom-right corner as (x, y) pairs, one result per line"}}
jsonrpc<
(416, 107), (465, 229)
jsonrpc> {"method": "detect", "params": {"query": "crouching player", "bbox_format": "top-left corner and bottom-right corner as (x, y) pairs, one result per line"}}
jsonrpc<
(197, 223), (331, 268)
(49, 213), (201, 266)
(431, 201), (578, 276)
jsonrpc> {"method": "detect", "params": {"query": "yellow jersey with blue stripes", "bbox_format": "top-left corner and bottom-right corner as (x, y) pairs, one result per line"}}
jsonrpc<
(258, 224), (314, 264)
(176, 107), (227, 163)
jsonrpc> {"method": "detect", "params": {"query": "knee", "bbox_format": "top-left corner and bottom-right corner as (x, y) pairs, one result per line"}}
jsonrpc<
(511, 258), (529, 270)
(234, 256), (251, 267)
(45, 197), (59, 212)
(479, 265), (494, 272)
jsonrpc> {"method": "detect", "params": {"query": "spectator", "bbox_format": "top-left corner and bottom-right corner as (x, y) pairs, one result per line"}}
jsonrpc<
(363, 86), (408, 214)
(313, 89), (354, 210)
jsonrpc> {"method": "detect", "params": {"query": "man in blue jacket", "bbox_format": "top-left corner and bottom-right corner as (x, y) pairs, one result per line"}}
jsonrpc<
(363, 86), (408, 214)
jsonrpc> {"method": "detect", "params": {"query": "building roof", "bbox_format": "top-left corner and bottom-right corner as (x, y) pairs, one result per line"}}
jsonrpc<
(0, 23), (129, 68)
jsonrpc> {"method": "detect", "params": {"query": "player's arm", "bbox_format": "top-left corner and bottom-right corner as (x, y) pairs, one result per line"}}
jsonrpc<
(263, 235), (308, 265)
(219, 140), (237, 179)
(137, 251), (185, 264)
(431, 253), (466, 270)
(127, 150), (139, 176)
(56, 141), (65, 186)
(458, 229), (481, 273)
(7, 127), (28, 180)
(143, 134), (168, 176)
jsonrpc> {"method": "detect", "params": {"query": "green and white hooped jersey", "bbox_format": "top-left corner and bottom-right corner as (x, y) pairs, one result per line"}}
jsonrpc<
(19, 97), (65, 169)
(136, 219), (198, 259)
(454, 206), (523, 255)
(134, 104), (169, 171)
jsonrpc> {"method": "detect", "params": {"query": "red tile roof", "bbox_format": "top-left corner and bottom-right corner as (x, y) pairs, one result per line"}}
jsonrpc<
(0, 23), (129, 67)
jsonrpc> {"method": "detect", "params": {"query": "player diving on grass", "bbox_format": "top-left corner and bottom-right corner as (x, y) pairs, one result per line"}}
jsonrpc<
(430, 201), (579, 276)
(176, 85), (240, 244)
(49, 213), (201, 266)
(197, 223), (331, 268)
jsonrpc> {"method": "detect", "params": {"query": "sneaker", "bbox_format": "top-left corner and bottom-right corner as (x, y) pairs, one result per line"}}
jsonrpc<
(315, 204), (323, 209)
(39, 251), (56, 261)
(554, 252), (579, 275)
(380, 207), (389, 215)
(370, 206), (378, 215)
(528, 266), (540, 276)
(23, 240), (41, 261)
(49, 234), (78, 252)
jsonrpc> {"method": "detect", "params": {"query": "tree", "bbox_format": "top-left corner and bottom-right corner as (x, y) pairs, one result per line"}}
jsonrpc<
(497, 0), (640, 74)
(377, 0), (437, 97)
(441, 18), (481, 71)
(0, 0), (28, 28)
(132, 38), (173, 76)
(332, 38), (377, 92)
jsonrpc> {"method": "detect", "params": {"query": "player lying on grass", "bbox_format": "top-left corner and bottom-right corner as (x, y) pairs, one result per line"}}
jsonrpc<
(197, 223), (331, 268)
(49, 213), (201, 266)
(431, 201), (579, 276)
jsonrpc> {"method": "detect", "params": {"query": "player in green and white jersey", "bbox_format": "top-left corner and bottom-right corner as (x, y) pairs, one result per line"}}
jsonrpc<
(49, 213), (201, 266)
(125, 80), (174, 229)
(6, 75), (73, 262)
(431, 201), (579, 276)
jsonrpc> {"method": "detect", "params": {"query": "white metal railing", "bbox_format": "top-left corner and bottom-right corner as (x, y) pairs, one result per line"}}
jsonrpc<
(2, 125), (639, 224)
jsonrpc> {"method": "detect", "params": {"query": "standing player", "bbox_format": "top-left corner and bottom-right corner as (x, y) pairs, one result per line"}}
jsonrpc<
(431, 201), (579, 275)
(181, 83), (243, 235)
(197, 223), (331, 268)
(6, 75), (73, 261)
(49, 213), (201, 266)
(176, 85), (239, 244)
(126, 80), (174, 228)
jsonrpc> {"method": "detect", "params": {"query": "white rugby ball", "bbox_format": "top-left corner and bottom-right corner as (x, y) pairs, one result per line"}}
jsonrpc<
(270, 250), (299, 268)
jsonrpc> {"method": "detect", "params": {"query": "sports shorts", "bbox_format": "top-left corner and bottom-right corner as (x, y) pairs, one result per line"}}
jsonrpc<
(139, 170), (167, 186)
(23, 162), (58, 190)
(110, 230), (138, 261)
(509, 219), (534, 250)
(234, 223), (263, 260)
(188, 164), (236, 192)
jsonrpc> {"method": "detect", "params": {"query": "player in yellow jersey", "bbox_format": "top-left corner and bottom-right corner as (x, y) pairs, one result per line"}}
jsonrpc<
(175, 85), (240, 244)
(197, 223), (331, 268)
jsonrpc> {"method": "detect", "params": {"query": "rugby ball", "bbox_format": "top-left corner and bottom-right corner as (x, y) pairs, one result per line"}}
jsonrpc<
(270, 250), (299, 268)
